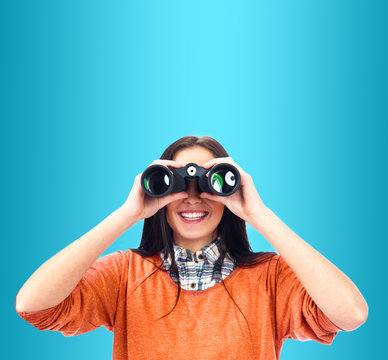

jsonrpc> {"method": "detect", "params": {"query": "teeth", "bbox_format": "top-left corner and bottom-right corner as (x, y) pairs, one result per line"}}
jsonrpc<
(180, 212), (207, 219)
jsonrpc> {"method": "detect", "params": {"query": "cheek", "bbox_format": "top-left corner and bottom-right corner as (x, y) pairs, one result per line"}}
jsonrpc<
(214, 204), (225, 220)
(165, 204), (178, 229)
(165, 199), (182, 225)
(165, 207), (173, 226)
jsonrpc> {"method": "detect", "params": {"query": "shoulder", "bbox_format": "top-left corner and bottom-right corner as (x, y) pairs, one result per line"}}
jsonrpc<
(240, 252), (280, 271)
(95, 249), (160, 275)
(122, 249), (163, 277)
(124, 248), (161, 263)
(262, 253), (296, 281)
(236, 252), (280, 281)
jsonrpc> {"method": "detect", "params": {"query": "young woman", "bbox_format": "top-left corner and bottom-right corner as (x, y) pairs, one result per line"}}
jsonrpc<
(15, 135), (368, 359)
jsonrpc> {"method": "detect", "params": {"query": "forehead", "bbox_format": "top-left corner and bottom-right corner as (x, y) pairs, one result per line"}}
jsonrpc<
(172, 146), (215, 166)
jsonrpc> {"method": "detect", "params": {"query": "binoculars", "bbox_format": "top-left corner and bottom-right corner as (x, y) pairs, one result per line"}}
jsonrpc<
(141, 162), (241, 198)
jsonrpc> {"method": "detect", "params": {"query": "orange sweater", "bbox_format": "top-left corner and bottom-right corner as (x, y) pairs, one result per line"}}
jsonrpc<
(15, 250), (343, 359)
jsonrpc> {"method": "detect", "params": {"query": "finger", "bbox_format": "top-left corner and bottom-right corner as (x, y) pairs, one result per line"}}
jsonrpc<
(149, 159), (184, 168)
(199, 192), (226, 204)
(161, 160), (184, 168)
(160, 191), (187, 206)
(206, 157), (246, 177)
(201, 159), (218, 169)
(202, 157), (232, 169)
(132, 173), (143, 189)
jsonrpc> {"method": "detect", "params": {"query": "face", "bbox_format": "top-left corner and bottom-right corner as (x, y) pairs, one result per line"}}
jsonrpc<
(166, 146), (225, 252)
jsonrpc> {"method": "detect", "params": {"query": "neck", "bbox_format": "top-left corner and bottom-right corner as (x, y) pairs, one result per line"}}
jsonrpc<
(173, 230), (219, 253)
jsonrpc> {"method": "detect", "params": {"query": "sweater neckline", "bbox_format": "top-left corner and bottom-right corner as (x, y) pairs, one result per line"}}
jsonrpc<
(156, 253), (242, 296)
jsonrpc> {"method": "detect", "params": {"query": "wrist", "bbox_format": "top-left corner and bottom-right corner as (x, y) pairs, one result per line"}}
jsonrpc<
(115, 205), (139, 230)
(246, 205), (272, 230)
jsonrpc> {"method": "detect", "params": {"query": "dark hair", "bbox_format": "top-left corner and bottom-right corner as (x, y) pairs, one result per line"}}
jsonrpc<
(131, 135), (277, 346)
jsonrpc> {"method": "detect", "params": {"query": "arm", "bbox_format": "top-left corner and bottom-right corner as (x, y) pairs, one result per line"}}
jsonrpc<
(199, 157), (368, 332)
(15, 206), (136, 313)
(249, 207), (368, 332)
(16, 161), (187, 314)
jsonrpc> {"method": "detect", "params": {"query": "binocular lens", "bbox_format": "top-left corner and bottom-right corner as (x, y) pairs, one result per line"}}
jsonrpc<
(143, 169), (171, 196)
(210, 169), (236, 194)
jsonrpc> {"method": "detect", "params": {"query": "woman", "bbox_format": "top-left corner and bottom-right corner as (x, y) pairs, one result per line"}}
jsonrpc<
(15, 135), (368, 359)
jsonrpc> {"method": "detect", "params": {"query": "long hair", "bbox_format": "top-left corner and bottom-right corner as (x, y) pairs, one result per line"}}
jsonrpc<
(131, 135), (277, 344)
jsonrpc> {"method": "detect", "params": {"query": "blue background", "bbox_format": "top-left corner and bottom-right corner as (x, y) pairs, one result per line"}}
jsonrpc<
(3, 1), (386, 359)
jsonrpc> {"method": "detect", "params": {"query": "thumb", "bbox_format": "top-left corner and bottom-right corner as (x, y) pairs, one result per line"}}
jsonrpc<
(161, 191), (187, 206)
(200, 192), (222, 202)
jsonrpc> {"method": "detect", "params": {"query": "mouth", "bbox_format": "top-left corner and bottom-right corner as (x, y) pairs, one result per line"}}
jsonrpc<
(178, 211), (209, 224)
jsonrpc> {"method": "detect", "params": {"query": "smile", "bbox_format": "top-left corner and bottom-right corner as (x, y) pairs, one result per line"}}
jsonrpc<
(178, 211), (209, 224)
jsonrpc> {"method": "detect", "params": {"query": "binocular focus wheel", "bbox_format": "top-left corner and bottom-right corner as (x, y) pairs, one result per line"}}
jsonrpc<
(187, 165), (196, 176)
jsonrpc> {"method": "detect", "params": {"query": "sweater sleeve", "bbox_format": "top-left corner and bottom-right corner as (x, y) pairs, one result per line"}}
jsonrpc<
(274, 255), (344, 344)
(15, 250), (124, 336)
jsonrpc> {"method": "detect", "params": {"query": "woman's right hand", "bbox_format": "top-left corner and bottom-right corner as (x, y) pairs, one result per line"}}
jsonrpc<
(120, 159), (188, 223)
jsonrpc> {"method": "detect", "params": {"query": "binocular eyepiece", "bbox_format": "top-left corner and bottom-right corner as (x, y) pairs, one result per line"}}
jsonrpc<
(141, 162), (241, 198)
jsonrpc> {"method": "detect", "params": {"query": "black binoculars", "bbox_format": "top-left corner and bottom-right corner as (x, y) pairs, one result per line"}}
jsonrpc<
(141, 162), (241, 198)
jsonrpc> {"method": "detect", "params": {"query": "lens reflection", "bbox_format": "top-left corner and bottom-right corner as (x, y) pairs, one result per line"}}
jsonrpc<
(210, 170), (236, 194)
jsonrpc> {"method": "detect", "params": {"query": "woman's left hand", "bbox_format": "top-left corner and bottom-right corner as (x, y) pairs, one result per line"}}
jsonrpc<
(199, 157), (268, 223)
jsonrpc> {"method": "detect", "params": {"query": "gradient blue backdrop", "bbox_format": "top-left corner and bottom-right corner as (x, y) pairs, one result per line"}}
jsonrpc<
(3, 1), (386, 359)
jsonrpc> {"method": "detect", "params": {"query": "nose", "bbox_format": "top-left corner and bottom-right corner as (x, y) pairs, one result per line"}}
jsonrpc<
(183, 181), (202, 204)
